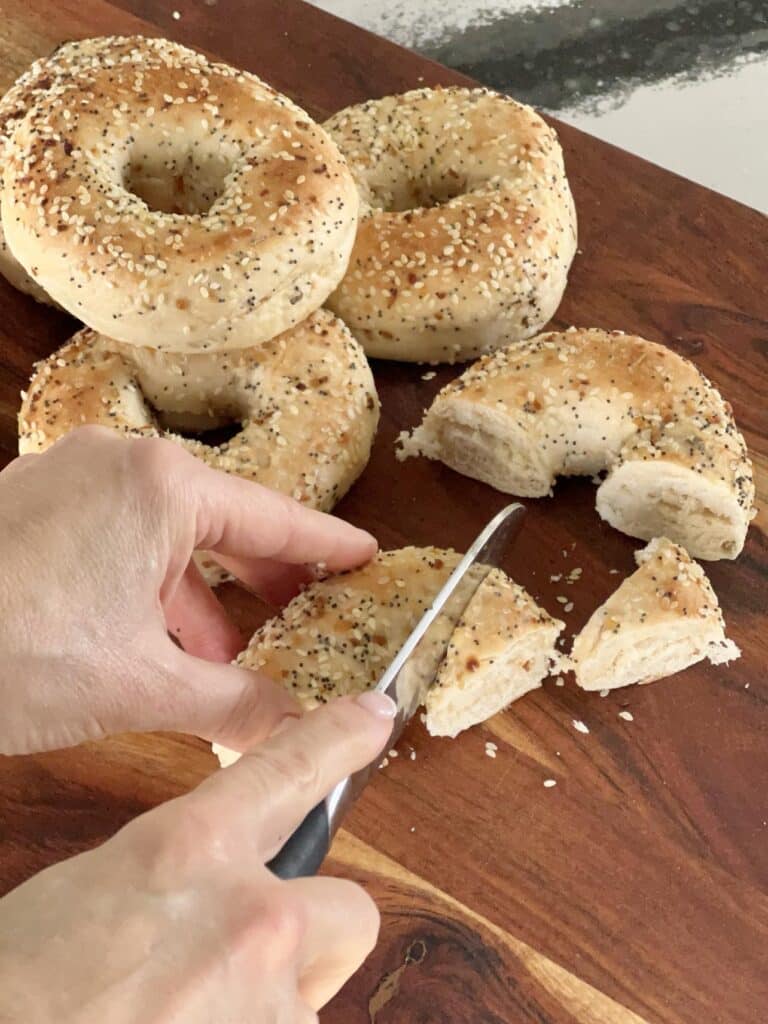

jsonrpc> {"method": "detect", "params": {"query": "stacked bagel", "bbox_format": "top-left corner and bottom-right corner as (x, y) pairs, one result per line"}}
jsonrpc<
(3, 36), (753, 743)
(5, 37), (380, 582)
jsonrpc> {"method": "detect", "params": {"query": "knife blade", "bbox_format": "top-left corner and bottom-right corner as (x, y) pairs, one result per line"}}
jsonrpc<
(268, 502), (526, 879)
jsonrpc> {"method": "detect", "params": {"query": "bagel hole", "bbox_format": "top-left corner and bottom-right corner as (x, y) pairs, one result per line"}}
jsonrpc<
(154, 408), (243, 447)
(124, 149), (231, 216)
(380, 173), (469, 212)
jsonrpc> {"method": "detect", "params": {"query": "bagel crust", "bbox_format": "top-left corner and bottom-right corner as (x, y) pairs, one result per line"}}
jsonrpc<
(214, 546), (563, 763)
(399, 328), (754, 560)
(324, 87), (577, 363)
(571, 537), (740, 691)
(2, 37), (359, 351)
(18, 308), (379, 513)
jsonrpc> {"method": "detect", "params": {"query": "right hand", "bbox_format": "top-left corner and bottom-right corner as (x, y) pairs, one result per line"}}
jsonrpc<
(0, 693), (396, 1023)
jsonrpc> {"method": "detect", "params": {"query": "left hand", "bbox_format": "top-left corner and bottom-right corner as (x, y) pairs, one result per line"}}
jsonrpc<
(0, 426), (377, 755)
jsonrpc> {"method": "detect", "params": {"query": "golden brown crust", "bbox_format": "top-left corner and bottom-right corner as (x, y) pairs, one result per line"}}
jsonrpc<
(2, 36), (358, 350)
(325, 87), (576, 362)
(18, 308), (379, 512)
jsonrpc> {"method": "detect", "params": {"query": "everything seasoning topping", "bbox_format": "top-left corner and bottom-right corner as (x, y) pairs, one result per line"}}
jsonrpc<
(18, 308), (379, 513)
(324, 86), (576, 361)
(400, 328), (754, 558)
(236, 548), (563, 708)
(2, 36), (357, 350)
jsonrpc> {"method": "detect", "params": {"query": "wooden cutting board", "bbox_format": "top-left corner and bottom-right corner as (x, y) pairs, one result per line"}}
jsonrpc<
(0, 2), (766, 1021)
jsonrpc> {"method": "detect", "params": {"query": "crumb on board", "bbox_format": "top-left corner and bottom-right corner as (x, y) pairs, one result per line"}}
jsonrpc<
(572, 719), (590, 734)
(388, 749), (398, 758)
(599, 688), (610, 697)
(618, 711), (634, 722)
(172, 9), (181, 19)
(421, 370), (437, 381)
(554, 676), (565, 687)
(543, 779), (557, 788)
(564, 601), (574, 613)
(609, 568), (620, 575)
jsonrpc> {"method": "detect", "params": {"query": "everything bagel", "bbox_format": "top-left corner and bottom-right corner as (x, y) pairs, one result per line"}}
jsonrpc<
(214, 546), (564, 764)
(324, 86), (576, 363)
(3, 36), (359, 352)
(399, 328), (754, 560)
(19, 308), (379, 514)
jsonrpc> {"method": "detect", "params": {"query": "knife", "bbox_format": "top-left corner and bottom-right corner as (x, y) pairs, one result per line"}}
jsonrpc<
(267, 502), (526, 879)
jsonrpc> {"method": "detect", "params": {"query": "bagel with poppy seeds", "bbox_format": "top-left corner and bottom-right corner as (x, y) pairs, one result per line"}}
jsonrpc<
(571, 537), (739, 692)
(0, 40), (123, 302)
(2, 36), (359, 352)
(399, 328), (754, 560)
(324, 86), (576, 363)
(213, 546), (564, 764)
(18, 308), (379, 517)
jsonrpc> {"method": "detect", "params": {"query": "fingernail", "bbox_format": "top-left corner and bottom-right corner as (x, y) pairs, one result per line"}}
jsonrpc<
(355, 691), (397, 718)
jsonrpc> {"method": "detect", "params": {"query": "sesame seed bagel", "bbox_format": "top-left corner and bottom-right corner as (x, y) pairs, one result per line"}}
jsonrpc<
(19, 309), (379, 518)
(571, 537), (739, 692)
(214, 546), (564, 763)
(2, 36), (359, 351)
(399, 328), (754, 560)
(0, 42), (117, 303)
(323, 86), (577, 363)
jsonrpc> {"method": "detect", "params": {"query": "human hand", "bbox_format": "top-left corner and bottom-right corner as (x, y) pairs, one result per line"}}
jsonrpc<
(0, 426), (377, 755)
(0, 693), (395, 1023)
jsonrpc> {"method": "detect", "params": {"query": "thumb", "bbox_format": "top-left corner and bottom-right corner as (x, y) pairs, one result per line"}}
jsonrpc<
(191, 693), (396, 861)
(164, 644), (303, 749)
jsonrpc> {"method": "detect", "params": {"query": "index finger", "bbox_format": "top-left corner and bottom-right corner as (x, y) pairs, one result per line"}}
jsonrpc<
(193, 692), (396, 861)
(187, 457), (377, 572)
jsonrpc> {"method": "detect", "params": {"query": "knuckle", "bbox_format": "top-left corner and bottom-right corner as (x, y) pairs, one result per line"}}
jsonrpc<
(131, 435), (179, 485)
(240, 888), (306, 967)
(140, 798), (228, 887)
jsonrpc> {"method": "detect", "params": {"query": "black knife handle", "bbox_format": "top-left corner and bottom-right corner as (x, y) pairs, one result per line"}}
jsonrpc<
(267, 802), (330, 879)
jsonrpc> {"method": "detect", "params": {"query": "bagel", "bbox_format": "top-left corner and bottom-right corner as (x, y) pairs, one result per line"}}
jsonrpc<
(2, 36), (359, 352)
(323, 86), (576, 363)
(399, 328), (754, 560)
(18, 309), (379, 518)
(214, 546), (564, 764)
(571, 537), (739, 692)
(0, 43), (101, 303)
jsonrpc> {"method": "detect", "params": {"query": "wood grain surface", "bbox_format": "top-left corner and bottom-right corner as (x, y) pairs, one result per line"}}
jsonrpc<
(0, 2), (766, 1021)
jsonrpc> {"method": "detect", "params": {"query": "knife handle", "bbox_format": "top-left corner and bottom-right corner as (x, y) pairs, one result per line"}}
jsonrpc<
(267, 801), (330, 879)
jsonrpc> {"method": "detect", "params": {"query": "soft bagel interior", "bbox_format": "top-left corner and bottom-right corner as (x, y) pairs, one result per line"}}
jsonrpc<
(399, 329), (753, 560)
(571, 537), (739, 692)
(213, 547), (564, 765)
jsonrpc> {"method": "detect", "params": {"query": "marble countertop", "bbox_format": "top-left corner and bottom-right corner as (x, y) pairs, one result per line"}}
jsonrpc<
(313, 0), (768, 213)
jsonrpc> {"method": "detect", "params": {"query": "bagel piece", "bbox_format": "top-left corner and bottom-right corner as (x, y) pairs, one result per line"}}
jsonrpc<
(19, 308), (379, 513)
(2, 36), (359, 351)
(571, 537), (740, 692)
(399, 328), (754, 560)
(213, 546), (564, 764)
(324, 86), (577, 363)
